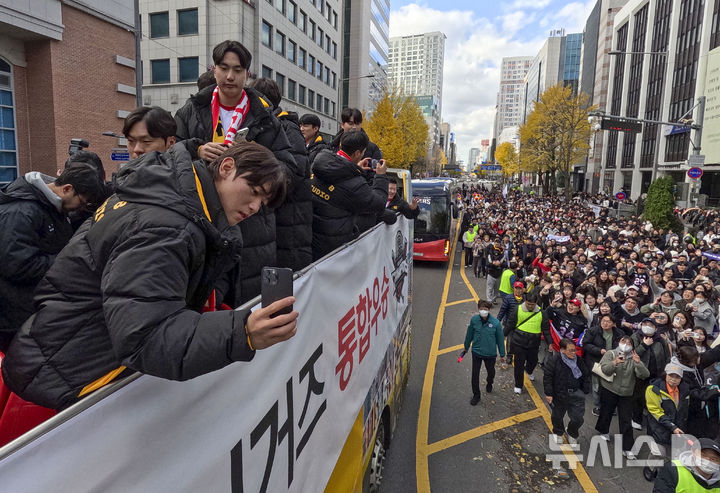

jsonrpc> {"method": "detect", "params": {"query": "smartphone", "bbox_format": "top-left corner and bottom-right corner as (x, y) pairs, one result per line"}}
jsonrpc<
(261, 267), (293, 317)
(233, 127), (250, 142)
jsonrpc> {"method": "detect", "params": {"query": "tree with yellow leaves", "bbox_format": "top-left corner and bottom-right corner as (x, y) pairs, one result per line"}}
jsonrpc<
(365, 90), (429, 170)
(494, 142), (520, 180)
(518, 84), (595, 198)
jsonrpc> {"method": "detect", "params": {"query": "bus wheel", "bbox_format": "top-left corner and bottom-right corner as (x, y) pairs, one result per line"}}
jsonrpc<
(368, 418), (386, 492)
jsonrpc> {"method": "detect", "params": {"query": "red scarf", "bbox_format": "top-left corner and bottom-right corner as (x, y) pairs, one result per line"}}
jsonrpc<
(210, 86), (250, 145)
(337, 150), (352, 162)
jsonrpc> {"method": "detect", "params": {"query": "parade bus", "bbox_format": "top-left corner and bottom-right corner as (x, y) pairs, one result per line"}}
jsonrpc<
(411, 179), (458, 262)
(0, 171), (414, 493)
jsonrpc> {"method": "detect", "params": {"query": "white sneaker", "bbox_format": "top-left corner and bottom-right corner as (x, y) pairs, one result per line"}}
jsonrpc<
(599, 434), (610, 441)
(526, 372), (535, 381)
(550, 433), (563, 444)
(623, 450), (637, 460)
(631, 420), (642, 430)
(513, 387), (522, 394)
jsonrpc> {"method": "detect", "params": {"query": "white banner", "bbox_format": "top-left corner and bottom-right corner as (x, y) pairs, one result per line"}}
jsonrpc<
(0, 219), (413, 493)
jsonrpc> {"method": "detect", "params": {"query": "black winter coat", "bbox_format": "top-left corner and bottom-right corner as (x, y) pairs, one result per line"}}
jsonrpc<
(581, 325), (625, 365)
(543, 352), (591, 399)
(0, 174), (73, 349)
(329, 129), (383, 234)
(2, 146), (254, 410)
(275, 109), (312, 271)
(175, 85), (299, 305)
(307, 134), (329, 166)
(385, 194), (420, 220)
(310, 149), (388, 260)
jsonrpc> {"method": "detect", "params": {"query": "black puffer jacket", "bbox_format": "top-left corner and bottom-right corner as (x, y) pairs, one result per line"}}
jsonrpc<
(543, 352), (591, 399)
(2, 145), (253, 410)
(310, 149), (388, 260)
(175, 85), (298, 305)
(329, 129), (383, 234)
(308, 134), (329, 166)
(0, 173), (73, 349)
(581, 325), (624, 365)
(275, 109), (312, 271)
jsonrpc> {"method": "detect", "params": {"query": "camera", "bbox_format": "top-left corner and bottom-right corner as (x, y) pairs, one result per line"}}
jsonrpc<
(370, 159), (379, 169)
(68, 138), (90, 156)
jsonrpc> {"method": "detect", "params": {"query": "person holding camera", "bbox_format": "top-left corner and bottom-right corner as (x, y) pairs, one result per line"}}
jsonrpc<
(310, 130), (388, 261)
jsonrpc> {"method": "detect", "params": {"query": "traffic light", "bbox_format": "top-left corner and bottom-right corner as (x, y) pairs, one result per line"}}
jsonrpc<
(600, 118), (642, 133)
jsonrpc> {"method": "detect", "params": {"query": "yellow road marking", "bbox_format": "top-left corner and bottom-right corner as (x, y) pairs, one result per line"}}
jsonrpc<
(436, 344), (464, 355)
(444, 298), (476, 307)
(426, 408), (542, 455)
(458, 253), (480, 301)
(415, 220), (462, 493)
(524, 375), (599, 493)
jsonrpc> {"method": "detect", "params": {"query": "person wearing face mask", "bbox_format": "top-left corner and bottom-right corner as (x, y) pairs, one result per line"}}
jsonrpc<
(582, 315), (625, 416)
(645, 363), (690, 470)
(463, 300), (505, 405)
(594, 336), (649, 458)
(653, 438), (720, 492)
(691, 292), (717, 333)
(631, 318), (672, 429)
(543, 338), (591, 447)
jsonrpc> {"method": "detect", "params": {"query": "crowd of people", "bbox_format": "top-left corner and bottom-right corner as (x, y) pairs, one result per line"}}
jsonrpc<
(0, 39), (419, 416)
(460, 184), (720, 489)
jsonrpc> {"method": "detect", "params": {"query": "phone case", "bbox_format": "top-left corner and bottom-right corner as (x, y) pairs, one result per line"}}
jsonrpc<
(261, 267), (293, 316)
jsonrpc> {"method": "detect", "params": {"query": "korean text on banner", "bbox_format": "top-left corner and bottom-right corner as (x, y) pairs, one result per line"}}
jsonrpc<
(0, 219), (413, 493)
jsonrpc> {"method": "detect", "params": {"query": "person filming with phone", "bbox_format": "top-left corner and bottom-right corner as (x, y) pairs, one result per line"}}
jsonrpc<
(310, 130), (388, 260)
(2, 142), (298, 411)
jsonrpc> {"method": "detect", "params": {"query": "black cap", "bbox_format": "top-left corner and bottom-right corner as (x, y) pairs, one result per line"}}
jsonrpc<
(641, 317), (656, 325)
(699, 438), (720, 454)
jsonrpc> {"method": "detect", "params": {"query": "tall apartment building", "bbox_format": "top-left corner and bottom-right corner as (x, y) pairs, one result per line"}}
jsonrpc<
(439, 122), (451, 156)
(140, 0), (342, 134)
(0, 0), (137, 182)
(522, 30), (583, 122)
(388, 31), (446, 146)
(595, 0), (719, 203)
(580, 0), (628, 193)
(493, 56), (532, 143)
(341, 0), (390, 113)
(468, 147), (480, 168)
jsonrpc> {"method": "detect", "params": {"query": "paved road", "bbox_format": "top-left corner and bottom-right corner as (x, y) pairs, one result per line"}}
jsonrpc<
(380, 240), (654, 493)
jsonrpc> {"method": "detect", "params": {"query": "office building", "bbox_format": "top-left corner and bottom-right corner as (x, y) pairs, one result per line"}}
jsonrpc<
(580, 0), (628, 193)
(439, 122), (451, 156)
(522, 29), (583, 122)
(596, 0), (719, 204)
(0, 0), (137, 182)
(341, 0), (390, 113)
(468, 148), (480, 168)
(493, 56), (532, 143)
(140, 0), (342, 133)
(388, 31), (446, 145)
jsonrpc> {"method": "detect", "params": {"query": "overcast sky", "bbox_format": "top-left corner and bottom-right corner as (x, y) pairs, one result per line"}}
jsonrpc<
(388, 0), (597, 165)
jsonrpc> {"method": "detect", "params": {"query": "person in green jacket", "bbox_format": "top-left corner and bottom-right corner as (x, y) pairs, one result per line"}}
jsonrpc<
(463, 299), (505, 406)
(594, 336), (650, 459)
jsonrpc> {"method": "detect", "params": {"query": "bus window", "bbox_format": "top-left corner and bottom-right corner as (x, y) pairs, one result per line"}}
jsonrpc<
(415, 196), (449, 236)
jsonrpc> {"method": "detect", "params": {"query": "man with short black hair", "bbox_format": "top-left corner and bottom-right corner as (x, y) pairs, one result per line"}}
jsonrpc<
(330, 108), (382, 160)
(385, 177), (419, 220)
(299, 113), (326, 163)
(310, 130), (388, 260)
(123, 106), (177, 159)
(0, 163), (106, 350)
(174, 39), (302, 304)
